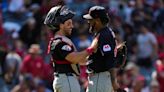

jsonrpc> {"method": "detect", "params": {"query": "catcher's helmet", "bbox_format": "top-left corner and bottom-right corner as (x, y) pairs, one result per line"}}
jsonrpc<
(44, 5), (75, 30)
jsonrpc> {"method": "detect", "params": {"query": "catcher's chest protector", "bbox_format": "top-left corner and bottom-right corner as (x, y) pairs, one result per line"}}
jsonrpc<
(51, 35), (80, 75)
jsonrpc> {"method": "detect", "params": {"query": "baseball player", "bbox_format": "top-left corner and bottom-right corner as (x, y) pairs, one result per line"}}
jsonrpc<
(83, 6), (126, 92)
(44, 3), (99, 92)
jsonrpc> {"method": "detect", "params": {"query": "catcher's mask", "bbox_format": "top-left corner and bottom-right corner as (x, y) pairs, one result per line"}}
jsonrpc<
(44, 5), (75, 30)
(83, 6), (109, 33)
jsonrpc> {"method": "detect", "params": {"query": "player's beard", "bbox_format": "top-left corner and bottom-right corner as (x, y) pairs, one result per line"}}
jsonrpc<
(63, 28), (72, 36)
(89, 23), (96, 33)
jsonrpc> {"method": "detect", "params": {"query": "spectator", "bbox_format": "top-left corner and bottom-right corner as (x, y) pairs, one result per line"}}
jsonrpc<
(149, 80), (160, 92)
(130, 75), (148, 92)
(19, 18), (40, 47)
(122, 23), (137, 55)
(124, 62), (140, 87)
(155, 53), (164, 92)
(13, 39), (26, 58)
(32, 80), (52, 92)
(11, 74), (34, 92)
(20, 44), (46, 80)
(136, 23), (158, 68)
(4, 48), (22, 89)
(0, 43), (9, 92)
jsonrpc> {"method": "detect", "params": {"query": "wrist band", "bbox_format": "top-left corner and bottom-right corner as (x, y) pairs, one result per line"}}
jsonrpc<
(86, 47), (94, 55)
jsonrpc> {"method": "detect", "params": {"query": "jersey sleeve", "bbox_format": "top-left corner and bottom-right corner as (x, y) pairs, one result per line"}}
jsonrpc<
(98, 30), (117, 68)
(99, 30), (116, 55)
(51, 41), (74, 59)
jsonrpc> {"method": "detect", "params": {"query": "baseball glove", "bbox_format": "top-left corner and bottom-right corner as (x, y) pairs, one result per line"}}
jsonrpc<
(115, 42), (127, 68)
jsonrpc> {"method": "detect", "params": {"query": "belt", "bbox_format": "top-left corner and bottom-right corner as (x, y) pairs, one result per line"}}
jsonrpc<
(54, 73), (74, 77)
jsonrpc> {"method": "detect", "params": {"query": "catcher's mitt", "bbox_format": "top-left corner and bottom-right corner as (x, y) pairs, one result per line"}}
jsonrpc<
(115, 42), (127, 68)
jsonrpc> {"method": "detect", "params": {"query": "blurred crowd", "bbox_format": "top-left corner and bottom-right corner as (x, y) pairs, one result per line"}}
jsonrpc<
(0, 0), (164, 92)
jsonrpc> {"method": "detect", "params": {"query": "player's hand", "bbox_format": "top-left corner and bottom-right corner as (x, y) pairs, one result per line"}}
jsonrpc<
(116, 88), (127, 92)
(112, 80), (120, 92)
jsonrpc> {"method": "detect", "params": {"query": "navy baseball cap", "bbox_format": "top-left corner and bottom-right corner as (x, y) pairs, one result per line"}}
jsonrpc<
(83, 6), (107, 19)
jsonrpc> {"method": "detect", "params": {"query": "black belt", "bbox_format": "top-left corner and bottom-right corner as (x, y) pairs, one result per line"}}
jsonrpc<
(54, 73), (74, 77)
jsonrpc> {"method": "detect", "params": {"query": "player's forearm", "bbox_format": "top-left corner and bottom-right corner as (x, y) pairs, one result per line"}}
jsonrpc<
(109, 68), (117, 83)
(65, 50), (90, 64)
(65, 34), (98, 64)
(109, 68), (120, 91)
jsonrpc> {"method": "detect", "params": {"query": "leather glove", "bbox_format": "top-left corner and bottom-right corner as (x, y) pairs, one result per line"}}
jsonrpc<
(115, 42), (127, 68)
